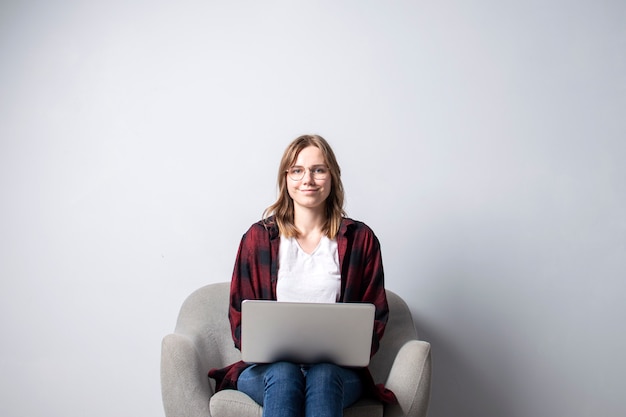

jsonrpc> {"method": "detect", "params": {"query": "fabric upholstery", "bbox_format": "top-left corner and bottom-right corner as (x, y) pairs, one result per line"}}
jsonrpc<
(161, 282), (431, 417)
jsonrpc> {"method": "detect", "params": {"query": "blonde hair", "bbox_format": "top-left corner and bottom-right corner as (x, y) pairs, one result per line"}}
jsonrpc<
(263, 134), (346, 238)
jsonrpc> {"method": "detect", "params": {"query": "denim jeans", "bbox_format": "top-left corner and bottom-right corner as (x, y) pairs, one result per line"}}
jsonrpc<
(237, 361), (363, 417)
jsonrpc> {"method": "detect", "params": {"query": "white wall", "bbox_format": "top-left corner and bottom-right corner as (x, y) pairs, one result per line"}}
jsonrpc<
(1, 1), (624, 416)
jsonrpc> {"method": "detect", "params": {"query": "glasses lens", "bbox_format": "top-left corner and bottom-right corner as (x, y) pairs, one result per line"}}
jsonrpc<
(288, 167), (304, 180)
(312, 167), (328, 180)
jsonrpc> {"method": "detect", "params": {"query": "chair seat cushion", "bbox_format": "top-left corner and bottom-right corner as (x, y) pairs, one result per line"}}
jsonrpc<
(209, 390), (261, 417)
(209, 389), (383, 417)
(344, 398), (384, 417)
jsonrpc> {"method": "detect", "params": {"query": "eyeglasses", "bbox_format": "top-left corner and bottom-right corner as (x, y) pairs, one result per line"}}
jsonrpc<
(286, 165), (329, 181)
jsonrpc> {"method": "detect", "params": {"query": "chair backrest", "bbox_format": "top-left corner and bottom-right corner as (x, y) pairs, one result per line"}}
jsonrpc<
(174, 282), (418, 384)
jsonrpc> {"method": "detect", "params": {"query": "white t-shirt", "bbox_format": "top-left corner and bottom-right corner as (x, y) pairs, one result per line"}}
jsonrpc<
(276, 235), (341, 303)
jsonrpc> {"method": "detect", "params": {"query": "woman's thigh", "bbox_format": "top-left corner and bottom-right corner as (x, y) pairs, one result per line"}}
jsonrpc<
(303, 363), (363, 408)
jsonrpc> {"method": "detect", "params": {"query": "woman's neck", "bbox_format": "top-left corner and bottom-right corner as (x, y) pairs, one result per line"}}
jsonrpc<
(294, 214), (325, 254)
(293, 207), (326, 237)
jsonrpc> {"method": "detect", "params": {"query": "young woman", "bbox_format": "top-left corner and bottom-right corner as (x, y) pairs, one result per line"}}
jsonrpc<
(209, 134), (396, 417)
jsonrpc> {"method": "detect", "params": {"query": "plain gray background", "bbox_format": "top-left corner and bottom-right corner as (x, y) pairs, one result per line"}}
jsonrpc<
(1, 1), (624, 416)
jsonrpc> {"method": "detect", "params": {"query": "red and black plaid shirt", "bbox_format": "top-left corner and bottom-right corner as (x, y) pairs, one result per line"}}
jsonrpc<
(209, 217), (396, 403)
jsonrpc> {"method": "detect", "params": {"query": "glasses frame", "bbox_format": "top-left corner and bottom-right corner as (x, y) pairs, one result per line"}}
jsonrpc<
(285, 165), (330, 181)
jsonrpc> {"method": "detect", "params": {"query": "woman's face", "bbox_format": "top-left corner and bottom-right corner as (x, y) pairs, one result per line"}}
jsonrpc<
(286, 145), (332, 213)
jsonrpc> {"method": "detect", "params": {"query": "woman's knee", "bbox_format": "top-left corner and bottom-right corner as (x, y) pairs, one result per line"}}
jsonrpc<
(264, 361), (304, 386)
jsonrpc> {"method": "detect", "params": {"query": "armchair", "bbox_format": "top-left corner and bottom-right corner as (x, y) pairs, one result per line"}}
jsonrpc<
(161, 282), (431, 417)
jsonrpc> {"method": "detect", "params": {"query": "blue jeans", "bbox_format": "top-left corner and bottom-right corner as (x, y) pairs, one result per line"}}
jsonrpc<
(237, 362), (363, 417)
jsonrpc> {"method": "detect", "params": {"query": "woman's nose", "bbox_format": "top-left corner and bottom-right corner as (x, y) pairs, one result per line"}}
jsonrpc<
(301, 169), (316, 183)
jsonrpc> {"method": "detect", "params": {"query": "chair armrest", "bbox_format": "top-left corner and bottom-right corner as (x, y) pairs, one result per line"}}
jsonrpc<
(161, 333), (213, 417)
(384, 340), (432, 417)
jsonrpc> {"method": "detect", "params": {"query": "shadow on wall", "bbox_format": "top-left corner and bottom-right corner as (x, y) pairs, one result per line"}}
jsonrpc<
(413, 317), (517, 417)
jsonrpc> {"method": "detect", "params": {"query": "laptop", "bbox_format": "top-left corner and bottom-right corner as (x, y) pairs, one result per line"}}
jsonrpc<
(241, 300), (375, 367)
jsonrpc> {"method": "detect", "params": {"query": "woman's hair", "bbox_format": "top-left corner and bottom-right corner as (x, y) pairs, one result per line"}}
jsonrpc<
(263, 134), (346, 238)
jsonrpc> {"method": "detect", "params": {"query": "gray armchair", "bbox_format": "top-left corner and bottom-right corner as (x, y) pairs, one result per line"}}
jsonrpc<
(161, 282), (431, 417)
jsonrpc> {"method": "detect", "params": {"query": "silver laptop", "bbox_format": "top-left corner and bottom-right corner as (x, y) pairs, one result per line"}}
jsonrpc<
(241, 300), (375, 367)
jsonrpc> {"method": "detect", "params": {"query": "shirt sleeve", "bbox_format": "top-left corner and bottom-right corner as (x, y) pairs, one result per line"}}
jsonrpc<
(361, 230), (388, 357)
(228, 233), (248, 350)
(228, 222), (275, 350)
(341, 221), (389, 358)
